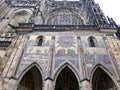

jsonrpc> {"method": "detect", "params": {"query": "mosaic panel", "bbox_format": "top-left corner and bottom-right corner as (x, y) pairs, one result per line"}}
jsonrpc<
(27, 40), (36, 46)
(82, 41), (89, 48)
(55, 60), (79, 70)
(44, 36), (51, 46)
(69, 60), (79, 69)
(84, 49), (115, 76)
(54, 36), (80, 70)
(97, 37), (106, 48)
(17, 47), (50, 77)
(81, 36), (89, 48)
(44, 40), (50, 46)
(97, 55), (111, 64)
(55, 60), (65, 68)
(57, 36), (76, 47)
(55, 49), (78, 59)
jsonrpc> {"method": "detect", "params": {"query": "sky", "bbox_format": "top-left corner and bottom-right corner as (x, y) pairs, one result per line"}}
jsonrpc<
(55, 0), (120, 24)
(95, 0), (120, 24)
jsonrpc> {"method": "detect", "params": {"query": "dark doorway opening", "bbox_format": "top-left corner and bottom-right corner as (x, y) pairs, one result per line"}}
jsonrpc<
(55, 67), (79, 90)
(18, 66), (42, 90)
(38, 38), (43, 46)
(92, 68), (116, 90)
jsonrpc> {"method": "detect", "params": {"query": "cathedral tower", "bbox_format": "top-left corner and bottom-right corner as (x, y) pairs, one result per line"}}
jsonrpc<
(0, 0), (120, 90)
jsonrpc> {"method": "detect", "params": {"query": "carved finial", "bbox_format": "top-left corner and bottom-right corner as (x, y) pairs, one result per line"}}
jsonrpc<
(63, 0), (67, 7)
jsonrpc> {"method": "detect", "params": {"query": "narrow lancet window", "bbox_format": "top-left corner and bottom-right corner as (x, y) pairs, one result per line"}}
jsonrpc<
(37, 36), (44, 46)
(89, 37), (97, 47)
(38, 38), (43, 46)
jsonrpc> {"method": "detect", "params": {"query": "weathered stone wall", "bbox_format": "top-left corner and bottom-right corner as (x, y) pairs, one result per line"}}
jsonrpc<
(0, 31), (119, 90)
(0, 0), (119, 90)
(104, 34), (120, 76)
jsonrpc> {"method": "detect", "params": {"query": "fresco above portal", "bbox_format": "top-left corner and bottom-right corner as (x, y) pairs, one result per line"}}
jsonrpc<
(57, 36), (76, 47)
(17, 47), (50, 77)
(54, 36), (80, 70)
(83, 48), (115, 76)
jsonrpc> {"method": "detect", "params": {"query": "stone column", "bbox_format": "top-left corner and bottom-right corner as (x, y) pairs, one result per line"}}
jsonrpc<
(7, 79), (18, 90)
(116, 81), (120, 90)
(43, 79), (53, 90)
(0, 78), (18, 90)
(81, 79), (92, 90)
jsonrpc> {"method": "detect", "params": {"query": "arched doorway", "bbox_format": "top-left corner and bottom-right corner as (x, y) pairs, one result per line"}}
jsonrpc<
(18, 66), (42, 90)
(55, 67), (79, 90)
(92, 67), (116, 90)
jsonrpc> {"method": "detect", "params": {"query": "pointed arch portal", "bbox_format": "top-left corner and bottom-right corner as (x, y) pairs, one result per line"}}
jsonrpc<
(18, 66), (42, 90)
(55, 67), (79, 90)
(92, 67), (116, 90)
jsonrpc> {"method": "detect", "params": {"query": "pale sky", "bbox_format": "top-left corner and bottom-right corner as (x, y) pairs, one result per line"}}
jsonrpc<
(95, 0), (120, 24)
(55, 0), (120, 24)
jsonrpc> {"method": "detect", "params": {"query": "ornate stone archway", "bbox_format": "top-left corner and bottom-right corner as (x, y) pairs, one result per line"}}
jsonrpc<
(10, 9), (33, 25)
(18, 66), (43, 90)
(91, 65), (117, 90)
(55, 66), (79, 90)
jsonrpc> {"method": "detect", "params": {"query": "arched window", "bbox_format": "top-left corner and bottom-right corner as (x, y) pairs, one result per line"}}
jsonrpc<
(88, 37), (98, 47)
(37, 36), (43, 46)
(38, 38), (43, 46)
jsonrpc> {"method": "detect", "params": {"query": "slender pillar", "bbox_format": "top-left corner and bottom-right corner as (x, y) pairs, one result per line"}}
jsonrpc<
(43, 79), (53, 90)
(81, 79), (92, 90)
(7, 79), (17, 90)
(117, 81), (120, 90)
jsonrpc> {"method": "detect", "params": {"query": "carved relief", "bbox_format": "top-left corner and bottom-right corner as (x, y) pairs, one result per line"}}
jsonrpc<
(10, 10), (31, 26)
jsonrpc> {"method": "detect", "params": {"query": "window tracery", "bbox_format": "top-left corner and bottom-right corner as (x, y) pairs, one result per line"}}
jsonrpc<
(46, 9), (84, 25)
(10, 10), (30, 25)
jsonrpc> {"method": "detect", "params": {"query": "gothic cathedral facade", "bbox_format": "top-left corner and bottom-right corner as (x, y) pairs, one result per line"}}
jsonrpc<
(0, 0), (120, 90)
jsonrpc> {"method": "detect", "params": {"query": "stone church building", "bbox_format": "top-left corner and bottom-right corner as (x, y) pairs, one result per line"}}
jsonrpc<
(0, 0), (120, 90)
